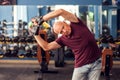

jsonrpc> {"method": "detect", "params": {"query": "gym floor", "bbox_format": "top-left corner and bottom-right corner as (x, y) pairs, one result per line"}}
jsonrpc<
(0, 60), (120, 80)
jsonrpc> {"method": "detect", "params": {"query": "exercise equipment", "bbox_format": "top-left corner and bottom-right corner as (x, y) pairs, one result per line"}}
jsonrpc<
(102, 26), (110, 36)
(101, 47), (113, 80)
(64, 48), (74, 58)
(25, 36), (34, 43)
(112, 45), (120, 59)
(2, 45), (12, 57)
(99, 34), (114, 44)
(100, 35), (108, 43)
(0, 51), (4, 58)
(0, 20), (27, 27)
(99, 29), (115, 80)
(32, 45), (37, 58)
(0, 35), (5, 43)
(18, 36), (26, 43)
(35, 30), (51, 80)
(12, 36), (19, 43)
(11, 46), (19, 57)
(37, 30), (50, 72)
(5, 36), (12, 43)
(106, 35), (114, 43)
(47, 30), (55, 43)
(0, 19), (37, 58)
(32, 21), (58, 80)
(17, 44), (25, 58)
(54, 47), (65, 67)
(0, 44), (4, 58)
(25, 44), (33, 57)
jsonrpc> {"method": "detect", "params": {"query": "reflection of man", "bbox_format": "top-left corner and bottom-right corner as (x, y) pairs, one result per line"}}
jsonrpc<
(0, 0), (11, 5)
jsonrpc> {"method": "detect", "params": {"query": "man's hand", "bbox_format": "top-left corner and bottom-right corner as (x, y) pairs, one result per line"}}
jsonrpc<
(28, 16), (44, 35)
(32, 16), (44, 26)
(28, 21), (40, 35)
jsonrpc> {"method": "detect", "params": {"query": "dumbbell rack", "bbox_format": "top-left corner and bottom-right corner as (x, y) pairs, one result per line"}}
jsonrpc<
(0, 20), (38, 60)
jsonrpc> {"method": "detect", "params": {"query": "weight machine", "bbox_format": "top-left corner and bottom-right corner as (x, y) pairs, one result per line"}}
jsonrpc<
(99, 25), (115, 80)
(34, 26), (58, 80)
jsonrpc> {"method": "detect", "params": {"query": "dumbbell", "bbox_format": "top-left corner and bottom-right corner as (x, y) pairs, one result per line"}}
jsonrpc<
(32, 37), (36, 43)
(19, 36), (26, 43)
(106, 35), (114, 43)
(25, 45), (33, 57)
(32, 45), (37, 58)
(0, 35), (5, 43)
(64, 48), (74, 58)
(11, 46), (19, 57)
(47, 33), (55, 42)
(25, 36), (33, 43)
(4, 49), (11, 57)
(18, 20), (27, 28)
(5, 36), (12, 43)
(99, 35), (108, 43)
(2, 45), (12, 57)
(18, 46), (25, 58)
(12, 36), (19, 43)
(0, 48), (4, 58)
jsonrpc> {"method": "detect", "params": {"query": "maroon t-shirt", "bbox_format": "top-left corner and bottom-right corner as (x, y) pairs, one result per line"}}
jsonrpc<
(55, 19), (101, 68)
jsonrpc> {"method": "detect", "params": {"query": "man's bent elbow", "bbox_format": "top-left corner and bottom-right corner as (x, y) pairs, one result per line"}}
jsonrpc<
(41, 47), (49, 51)
(56, 9), (64, 15)
(42, 46), (51, 52)
(42, 45), (58, 51)
(58, 9), (64, 12)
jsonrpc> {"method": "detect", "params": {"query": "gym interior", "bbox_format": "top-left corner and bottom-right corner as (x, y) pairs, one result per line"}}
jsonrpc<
(0, 0), (120, 80)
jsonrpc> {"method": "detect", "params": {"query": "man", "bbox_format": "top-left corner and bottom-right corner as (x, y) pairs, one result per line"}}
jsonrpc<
(29, 9), (102, 80)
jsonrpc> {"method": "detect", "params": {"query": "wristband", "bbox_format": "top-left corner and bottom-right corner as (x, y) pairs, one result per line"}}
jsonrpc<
(33, 16), (44, 26)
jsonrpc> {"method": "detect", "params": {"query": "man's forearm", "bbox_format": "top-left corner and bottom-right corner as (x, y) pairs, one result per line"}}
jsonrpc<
(42, 9), (79, 23)
(34, 35), (49, 51)
(34, 35), (61, 51)
(42, 9), (63, 21)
